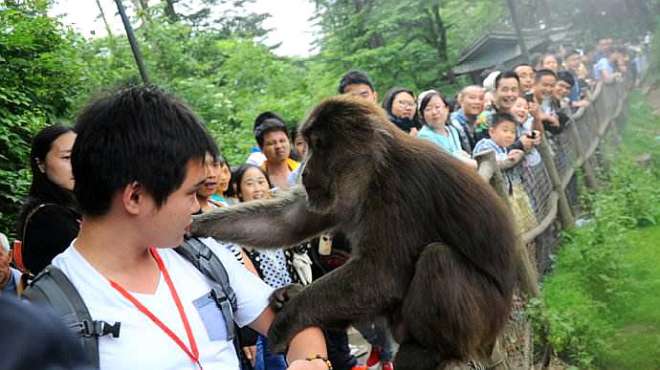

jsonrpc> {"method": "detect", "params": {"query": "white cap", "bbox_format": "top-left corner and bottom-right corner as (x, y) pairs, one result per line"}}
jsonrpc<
(483, 70), (501, 92)
(417, 89), (439, 112)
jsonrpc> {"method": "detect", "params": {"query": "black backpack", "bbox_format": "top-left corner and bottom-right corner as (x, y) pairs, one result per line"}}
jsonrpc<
(23, 237), (240, 370)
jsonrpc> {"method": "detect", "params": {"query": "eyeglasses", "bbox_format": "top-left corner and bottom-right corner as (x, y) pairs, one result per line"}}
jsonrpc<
(396, 100), (416, 108)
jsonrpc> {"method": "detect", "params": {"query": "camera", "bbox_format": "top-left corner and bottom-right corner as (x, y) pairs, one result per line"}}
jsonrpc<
(524, 91), (535, 103)
(527, 131), (536, 139)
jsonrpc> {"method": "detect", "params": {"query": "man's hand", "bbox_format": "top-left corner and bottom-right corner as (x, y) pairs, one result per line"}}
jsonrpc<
(543, 112), (560, 127)
(571, 99), (590, 109)
(520, 135), (534, 151)
(243, 346), (257, 368)
(529, 99), (541, 119)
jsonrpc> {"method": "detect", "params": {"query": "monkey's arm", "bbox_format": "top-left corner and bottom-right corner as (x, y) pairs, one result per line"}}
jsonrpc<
(191, 186), (334, 248)
(266, 256), (406, 352)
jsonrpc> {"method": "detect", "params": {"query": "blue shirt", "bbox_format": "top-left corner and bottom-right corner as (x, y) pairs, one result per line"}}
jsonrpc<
(473, 138), (521, 189)
(593, 57), (613, 81)
(473, 138), (508, 161)
(568, 71), (581, 102)
(418, 125), (463, 157)
(1, 268), (21, 296)
(449, 108), (476, 153)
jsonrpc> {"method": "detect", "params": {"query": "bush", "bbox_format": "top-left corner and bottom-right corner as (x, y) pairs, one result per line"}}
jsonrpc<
(0, 3), (86, 237)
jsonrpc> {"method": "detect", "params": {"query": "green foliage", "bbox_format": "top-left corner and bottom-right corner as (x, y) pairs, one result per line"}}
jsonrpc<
(528, 290), (612, 368)
(601, 225), (660, 369)
(1, 0), (655, 243)
(312, 0), (503, 95)
(530, 92), (660, 368)
(0, 1), (86, 236)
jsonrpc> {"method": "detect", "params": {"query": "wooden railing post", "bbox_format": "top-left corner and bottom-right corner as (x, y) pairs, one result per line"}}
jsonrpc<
(475, 150), (509, 201)
(537, 137), (575, 228)
(567, 118), (598, 188)
(475, 150), (539, 297)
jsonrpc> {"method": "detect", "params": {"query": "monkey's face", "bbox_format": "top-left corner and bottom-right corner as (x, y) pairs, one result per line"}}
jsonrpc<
(299, 130), (338, 213)
(299, 96), (392, 215)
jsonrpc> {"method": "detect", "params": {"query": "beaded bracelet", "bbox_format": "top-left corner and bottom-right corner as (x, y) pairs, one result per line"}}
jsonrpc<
(305, 354), (333, 370)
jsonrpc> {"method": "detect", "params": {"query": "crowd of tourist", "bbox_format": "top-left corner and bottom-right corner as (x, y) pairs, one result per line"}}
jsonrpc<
(0, 35), (648, 370)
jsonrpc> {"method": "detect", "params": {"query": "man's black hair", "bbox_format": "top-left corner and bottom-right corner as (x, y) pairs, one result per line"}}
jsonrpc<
(490, 112), (517, 128)
(72, 85), (218, 217)
(494, 71), (520, 90)
(534, 68), (558, 82)
(337, 70), (375, 94)
(556, 71), (575, 87)
(253, 111), (288, 147)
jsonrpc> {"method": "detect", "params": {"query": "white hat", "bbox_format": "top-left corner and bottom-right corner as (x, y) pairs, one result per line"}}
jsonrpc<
(417, 89), (439, 112)
(482, 70), (501, 92)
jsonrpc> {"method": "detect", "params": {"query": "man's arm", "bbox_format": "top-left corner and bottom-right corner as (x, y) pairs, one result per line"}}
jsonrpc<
(528, 100), (546, 135)
(250, 307), (328, 370)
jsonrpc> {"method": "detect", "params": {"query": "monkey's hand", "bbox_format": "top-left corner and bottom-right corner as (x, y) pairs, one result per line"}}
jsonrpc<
(269, 284), (305, 313)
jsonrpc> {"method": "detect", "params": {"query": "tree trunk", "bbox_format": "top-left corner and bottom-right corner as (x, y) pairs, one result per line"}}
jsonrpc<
(163, 0), (178, 22)
(95, 0), (114, 37)
(431, 3), (448, 62)
(130, 0), (151, 24)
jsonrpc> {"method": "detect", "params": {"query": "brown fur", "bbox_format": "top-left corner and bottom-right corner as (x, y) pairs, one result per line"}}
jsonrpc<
(191, 96), (517, 370)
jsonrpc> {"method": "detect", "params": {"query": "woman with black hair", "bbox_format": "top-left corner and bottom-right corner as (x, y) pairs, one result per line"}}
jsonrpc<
(382, 87), (420, 135)
(16, 125), (80, 275)
(417, 90), (477, 168)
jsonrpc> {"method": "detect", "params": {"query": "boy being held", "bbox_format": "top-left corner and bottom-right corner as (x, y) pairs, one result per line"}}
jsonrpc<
(474, 112), (539, 233)
(473, 112), (524, 167)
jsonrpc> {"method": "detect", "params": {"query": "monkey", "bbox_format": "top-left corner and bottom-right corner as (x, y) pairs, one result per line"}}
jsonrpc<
(191, 96), (517, 370)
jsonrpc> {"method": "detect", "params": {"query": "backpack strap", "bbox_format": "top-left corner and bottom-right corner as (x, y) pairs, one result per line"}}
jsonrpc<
(175, 237), (254, 369)
(175, 237), (237, 341)
(23, 266), (120, 370)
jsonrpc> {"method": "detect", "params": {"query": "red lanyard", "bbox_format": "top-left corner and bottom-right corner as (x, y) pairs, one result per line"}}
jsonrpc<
(109, 248), (202, 369)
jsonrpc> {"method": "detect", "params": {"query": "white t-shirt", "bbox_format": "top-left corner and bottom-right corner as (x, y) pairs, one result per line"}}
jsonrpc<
(52, 237), (273, 370)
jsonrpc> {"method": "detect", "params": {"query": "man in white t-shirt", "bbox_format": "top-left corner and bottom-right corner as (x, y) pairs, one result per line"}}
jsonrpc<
(45, 86), (328, 370)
